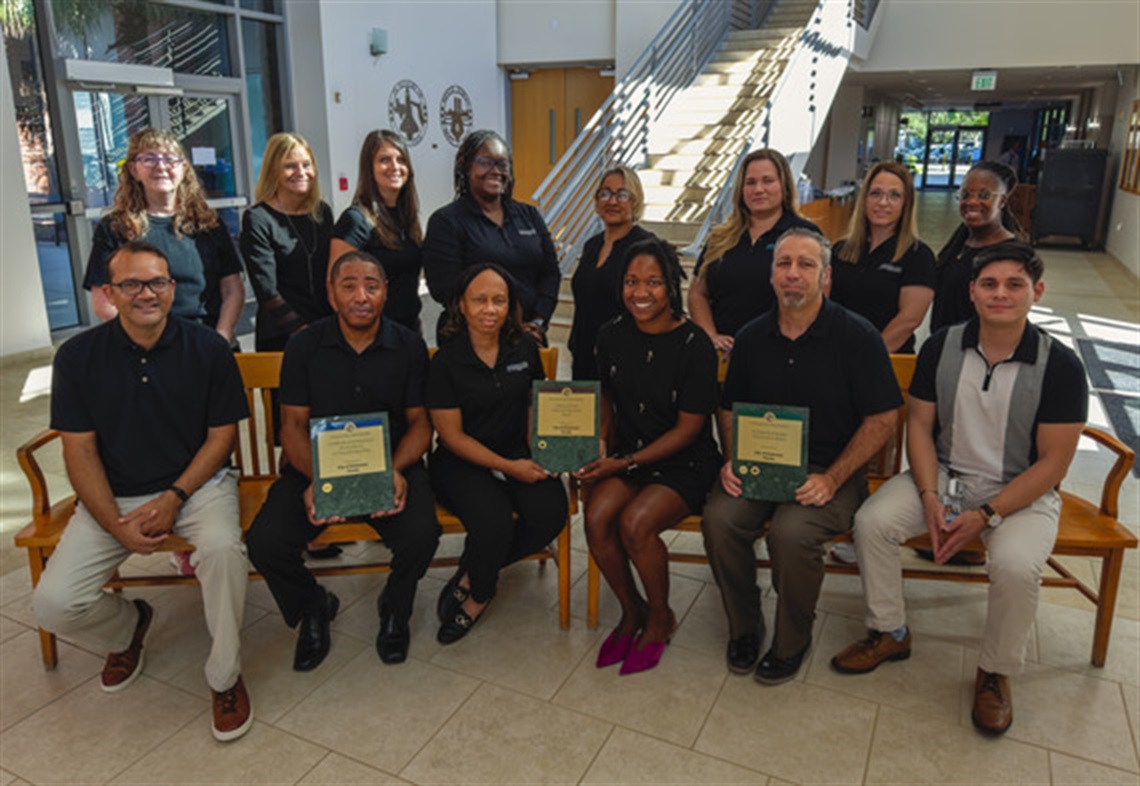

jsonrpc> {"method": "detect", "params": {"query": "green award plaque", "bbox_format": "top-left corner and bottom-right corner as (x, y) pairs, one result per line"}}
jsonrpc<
(731, 403), (810, 502)
(531, 380), (601, 473)
(310, 412), (394, 520)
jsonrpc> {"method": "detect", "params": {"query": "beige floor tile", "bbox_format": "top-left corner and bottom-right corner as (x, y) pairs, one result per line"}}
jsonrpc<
(695, 680), (876, 784)
(670, 581), (730, 659)
(1050, 751), (1140, 785)
(428, 599), (599, 700)
(331, 573), (445, 660)
(0, 768), (14, 785)
(0, 676), (205, 784)
(815, 570), (868, 621)
(569, 563), (707, 632)
(580, 726), (767, 785)
(275, 649), (479, 774)
(1123, 683), (1140, 764)
(401, 682), (610, 785)
(864, 706), (1050, 785)
(168, 610), (368, 724)
(0, 615), (28, 644)
(805, 613), (966, 725)
(109, 718), (328, 784)
(298, 752), (409, 784)
(0, 629), (104, 731)
(1035, 603), (1140, 686)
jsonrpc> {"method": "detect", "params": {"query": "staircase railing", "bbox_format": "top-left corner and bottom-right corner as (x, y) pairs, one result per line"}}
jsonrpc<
(533, 0), (738, 273)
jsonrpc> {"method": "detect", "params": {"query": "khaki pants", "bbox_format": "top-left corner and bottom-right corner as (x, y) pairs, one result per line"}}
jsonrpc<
(34, 471), (247, 692)
(853, 468), (1060, 675)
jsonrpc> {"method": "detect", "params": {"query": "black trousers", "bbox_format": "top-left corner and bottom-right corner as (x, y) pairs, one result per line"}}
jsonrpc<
(429, 450), (567, 603)
(246, 464), (441, 627)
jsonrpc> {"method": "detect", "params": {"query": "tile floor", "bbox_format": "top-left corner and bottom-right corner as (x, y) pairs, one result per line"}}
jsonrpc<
(0, 194), (1137, 785)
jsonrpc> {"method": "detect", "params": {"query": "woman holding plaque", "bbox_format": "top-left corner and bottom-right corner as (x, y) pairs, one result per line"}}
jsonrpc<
(828, 162), (935, 354)
(427, 263), (568, 644)
(568, 166), (653, 379)
(576, 238), (721, 675)
(330, 130), (425, 333)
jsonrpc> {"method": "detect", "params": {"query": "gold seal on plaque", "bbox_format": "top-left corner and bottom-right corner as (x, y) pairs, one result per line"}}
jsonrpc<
(739, 464), (749, 475)
(322, 482), (333, 493)
(537, 440), (548, 450)
(750, 466), (761, 476)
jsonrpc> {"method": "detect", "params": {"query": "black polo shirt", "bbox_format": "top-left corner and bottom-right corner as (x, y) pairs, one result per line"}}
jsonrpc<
(830, 236), (936, 353)
(422, 195), (561, 322)
(693, 212), (820, 338)
(426, 333), (545, 460)
(50, 317), (248, 497)
(279, 315), (428, 450)
(332, 205), (423, 331)
(722, 299), (902, 468)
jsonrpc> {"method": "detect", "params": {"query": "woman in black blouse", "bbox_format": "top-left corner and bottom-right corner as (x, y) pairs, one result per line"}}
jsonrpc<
(427, 263), (568, 644)
(829, 162), (935, 353)
(575, 239), (721, 675)
(423, 130), (560, 345)
(330, 130), (424, 332)
(568, 166), (653, 379)
(931, 161), (1021, 333)
(241, 133), (334, 352)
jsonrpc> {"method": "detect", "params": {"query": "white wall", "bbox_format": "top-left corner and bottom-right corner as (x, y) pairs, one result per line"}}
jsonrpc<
(310, 0), (505, 217)
(859, 0), (1140, 72)
(0, 35), (53, 357)
(614, 0), (684, 80)
(285, 0), (333, 203)
(498, 0), (614, 66)
(1106, 65), (1140, 278)
(821, 83), (864, 190)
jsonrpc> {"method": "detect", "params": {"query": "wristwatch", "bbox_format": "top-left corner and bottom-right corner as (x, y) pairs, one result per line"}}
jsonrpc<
(980, 503), (1003, 528)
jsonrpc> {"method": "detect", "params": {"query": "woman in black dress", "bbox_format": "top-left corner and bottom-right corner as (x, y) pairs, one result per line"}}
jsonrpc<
(568, 166), (653, 379)
(241, 133), (334, 352)
(428, 264), (568, 644)
(423, 130), (560, 345)
(576, 238), (721, 675)
(330, 130), (424, 332)
(931, 161), (1021, 333)
(829, 161), (935, 353)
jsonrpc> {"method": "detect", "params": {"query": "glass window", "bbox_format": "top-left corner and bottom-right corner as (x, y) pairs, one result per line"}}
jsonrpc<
(240, 0), (281, 12)
(241, 18), (284, 177)
(73, 90), (152, 210)
(54, 3), (233, 77)
(3, 5), (61, 203)
(35, 211), (80, 329)
(169, 95), (237, 198)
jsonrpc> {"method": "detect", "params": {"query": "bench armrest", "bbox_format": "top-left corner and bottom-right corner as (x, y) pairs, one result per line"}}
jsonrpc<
(16, 428), (63, 530)
(1079, 425), (1135, 519)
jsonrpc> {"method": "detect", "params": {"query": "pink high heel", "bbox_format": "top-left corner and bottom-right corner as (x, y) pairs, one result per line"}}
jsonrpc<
(596, 629), (636, 668)
(619, 636), (668, 675)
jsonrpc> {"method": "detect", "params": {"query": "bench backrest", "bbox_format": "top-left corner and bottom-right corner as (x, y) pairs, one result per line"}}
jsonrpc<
(866, 353), (917, 489)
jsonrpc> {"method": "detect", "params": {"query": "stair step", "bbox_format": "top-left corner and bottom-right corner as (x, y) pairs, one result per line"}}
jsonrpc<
(640, 220), (703, 246)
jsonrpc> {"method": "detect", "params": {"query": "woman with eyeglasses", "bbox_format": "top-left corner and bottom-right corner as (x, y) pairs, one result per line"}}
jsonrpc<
(568, 166), (654, 379)
(84, 128), (244, 345)
(241, 133), (334, 352)
(329, 130), (425, 333)
(689, 149), (820, 353)
(423, 130), (560, 345)
(930, 161), (1021, 333)
(828, 162), (935, 354)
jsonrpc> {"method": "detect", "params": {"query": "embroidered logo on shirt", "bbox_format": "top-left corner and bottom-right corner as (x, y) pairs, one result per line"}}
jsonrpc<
(505, 361), (529, 373)
(877, 263), (903, 274)
(517, 228), (537, 236)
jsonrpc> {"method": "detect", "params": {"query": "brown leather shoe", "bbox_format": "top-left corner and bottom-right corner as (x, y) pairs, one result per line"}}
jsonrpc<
(972, 668), (1013, 735)
(212, 676), (254, 742)
(101, 599), (154, 693)
(830, 629), (911, 674)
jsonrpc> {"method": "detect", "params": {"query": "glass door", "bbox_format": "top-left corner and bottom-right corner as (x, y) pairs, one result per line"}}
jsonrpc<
(922, 128), (956, 188)
(951, 128), (985, 188)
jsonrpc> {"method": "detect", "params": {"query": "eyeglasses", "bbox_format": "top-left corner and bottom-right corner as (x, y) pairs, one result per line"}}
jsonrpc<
(107, 277), (174, 296)
(956, 188), (1002, 202)
(596, 188), (633, 203)
(473, 155), (510, 173)
(867, 188), (904, 204)
(134, 154), (184, 169)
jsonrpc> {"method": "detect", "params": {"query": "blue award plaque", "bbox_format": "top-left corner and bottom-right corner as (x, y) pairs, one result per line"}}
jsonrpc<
(531, 380), (601, 473)
(731, 403), (810, 502)
(310, 412), (394, 520)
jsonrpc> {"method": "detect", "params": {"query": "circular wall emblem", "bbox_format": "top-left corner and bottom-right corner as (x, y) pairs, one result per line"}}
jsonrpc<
(439, 84), (474, 147)
(388, 80), (428, 146)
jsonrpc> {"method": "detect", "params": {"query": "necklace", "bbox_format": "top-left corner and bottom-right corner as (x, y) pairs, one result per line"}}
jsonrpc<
(277, 197), (318, 295)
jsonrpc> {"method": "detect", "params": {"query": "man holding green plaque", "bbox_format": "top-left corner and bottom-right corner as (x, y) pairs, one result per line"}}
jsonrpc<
(247, 251), (441, 669)
(702, 228), (900, 685)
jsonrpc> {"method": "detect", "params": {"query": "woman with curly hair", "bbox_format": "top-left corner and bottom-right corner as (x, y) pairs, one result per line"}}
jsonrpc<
(329, 130), (425, 332)
(84, 128), (244, 344)
(423, 129), (560, 345)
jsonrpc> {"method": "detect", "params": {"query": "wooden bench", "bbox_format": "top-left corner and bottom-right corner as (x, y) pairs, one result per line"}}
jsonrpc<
(16, 348), (573, 669)
(585, 354), (1137, 667)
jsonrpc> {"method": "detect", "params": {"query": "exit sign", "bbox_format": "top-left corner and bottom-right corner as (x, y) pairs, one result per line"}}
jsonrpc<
(972, 70), (997, 91)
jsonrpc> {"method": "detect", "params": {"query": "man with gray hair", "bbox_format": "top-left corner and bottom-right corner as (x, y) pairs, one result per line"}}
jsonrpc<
(702, 228), (901, 685)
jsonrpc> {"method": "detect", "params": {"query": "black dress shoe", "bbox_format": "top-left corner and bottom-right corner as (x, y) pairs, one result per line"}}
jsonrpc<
(438, 607), (480, 645)
(437, 569), (469, 624)
(376, 607), (410, 664)
(293, 588), (339, 672)
(755, 640), (811, 686)
(726, 632), (762, 674)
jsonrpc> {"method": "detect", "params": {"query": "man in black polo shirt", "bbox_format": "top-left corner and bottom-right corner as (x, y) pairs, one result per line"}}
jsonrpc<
(701, 228), (901, 685)
(35, 241), (253, 741)
(246, 250), (440, 670)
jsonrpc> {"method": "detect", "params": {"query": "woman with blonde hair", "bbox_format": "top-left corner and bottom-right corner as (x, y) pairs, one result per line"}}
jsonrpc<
(568, 165), (655, 379)
(241, 132), (334, 352)
(829, 161), (935, 353)
(84, 128), (244, 344)
(330, 130), (424, 332)
(689, 148), (820, 352)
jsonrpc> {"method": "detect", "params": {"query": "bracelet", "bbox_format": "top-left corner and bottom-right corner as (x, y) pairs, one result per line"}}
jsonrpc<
(625, 454), (639, 473)
(918, 488), (938, 498)
(168, 484), (189, 504)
